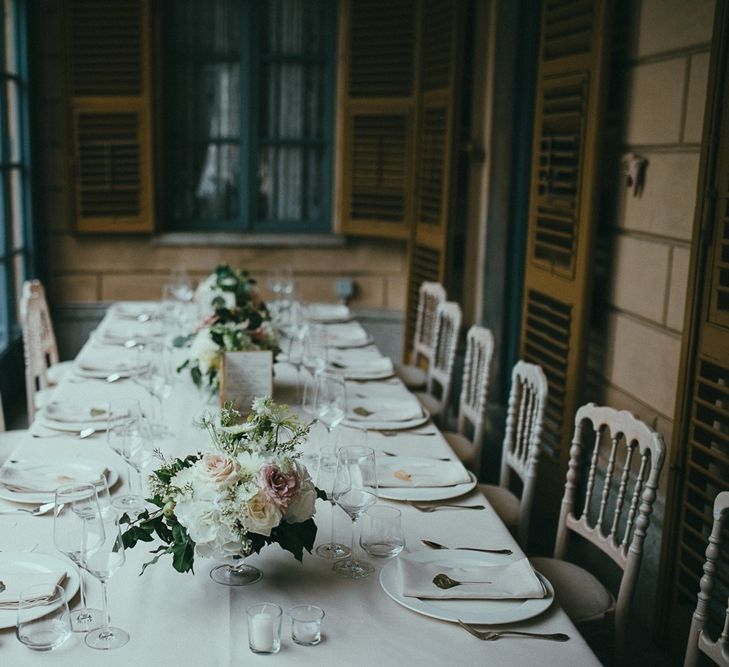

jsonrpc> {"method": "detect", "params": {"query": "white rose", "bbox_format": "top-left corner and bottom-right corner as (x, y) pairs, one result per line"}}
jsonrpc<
(236, 451), (265, 479)
(245, 492), (282, 537)
(189, 329), (220, 374)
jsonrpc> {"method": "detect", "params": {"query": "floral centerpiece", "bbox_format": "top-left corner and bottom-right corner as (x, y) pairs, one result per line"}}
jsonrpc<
(121, 398), (322, 585)
(177, 265), (279, 391)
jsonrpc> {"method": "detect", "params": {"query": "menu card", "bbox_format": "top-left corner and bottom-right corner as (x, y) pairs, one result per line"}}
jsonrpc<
(220, 351), (273, 415)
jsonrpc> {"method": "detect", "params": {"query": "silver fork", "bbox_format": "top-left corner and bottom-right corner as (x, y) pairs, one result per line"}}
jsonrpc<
(382, 451), (451, 461)
(408, 502), (485, 512)
(457, 620), (569, 642)
(0, 501), (56, 516)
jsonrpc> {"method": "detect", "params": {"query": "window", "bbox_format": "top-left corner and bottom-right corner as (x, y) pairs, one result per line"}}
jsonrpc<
(163, 0), (336, 233)
(0, 0), (32, 355)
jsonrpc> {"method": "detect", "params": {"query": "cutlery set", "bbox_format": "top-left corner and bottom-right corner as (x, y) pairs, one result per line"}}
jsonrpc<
(456, 620), (570, 642)
(408, 502), (485, 512)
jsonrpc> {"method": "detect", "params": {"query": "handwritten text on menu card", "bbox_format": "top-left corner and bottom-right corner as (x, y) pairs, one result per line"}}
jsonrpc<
(220, 351), (273, 414)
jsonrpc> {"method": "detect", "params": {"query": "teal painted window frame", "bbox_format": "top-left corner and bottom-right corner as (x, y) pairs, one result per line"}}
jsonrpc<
(163, 1), (337, 234)
(0, 0), (34, 359)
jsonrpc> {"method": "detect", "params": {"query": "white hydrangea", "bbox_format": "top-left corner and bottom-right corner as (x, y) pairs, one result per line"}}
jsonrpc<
(189, 328), (220, 374)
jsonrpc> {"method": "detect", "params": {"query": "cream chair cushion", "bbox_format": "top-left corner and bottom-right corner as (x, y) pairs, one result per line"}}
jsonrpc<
(443, 431), (476, 470)
(394, 363), (427, 390)
(529, 557), (615, 624)
(478, 483), (520, 527)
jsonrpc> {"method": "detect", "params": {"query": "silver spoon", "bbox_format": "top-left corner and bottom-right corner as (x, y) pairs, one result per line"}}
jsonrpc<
(457, 620), (569, 642)
(433, 573), (491, 589)
(421, 539), (512, 555)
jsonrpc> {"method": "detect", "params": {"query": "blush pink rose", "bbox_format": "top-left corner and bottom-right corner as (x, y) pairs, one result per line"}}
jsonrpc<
(197, 313), (220, 331)
(202, 453), (238, 487)
(257, 464), (300, 509)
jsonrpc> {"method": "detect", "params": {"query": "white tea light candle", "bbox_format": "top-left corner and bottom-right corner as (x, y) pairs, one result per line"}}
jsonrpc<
(288, 604), (325, 646)
(247, 603), (282, 654)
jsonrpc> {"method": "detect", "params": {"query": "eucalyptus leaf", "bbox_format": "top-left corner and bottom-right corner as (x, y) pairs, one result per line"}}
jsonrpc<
(353, 406), (374, 417)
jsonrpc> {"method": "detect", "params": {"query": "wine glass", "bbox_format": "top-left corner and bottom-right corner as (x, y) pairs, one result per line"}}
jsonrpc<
(313, 373), (346, 452)
(135, 342), (175, 439)
(82, 514), (129, 650)
(331, 445), (378, 579)
(279, 265), (295, 301)
(107, 399), (144, 512)
(314, 447), (351, 560)
(267, 268), (283, 301)
(168, 268), (194, 303)
(53, 483), (106, 632)
(302, 325), (327, 377)
(122, 417), (154, 507)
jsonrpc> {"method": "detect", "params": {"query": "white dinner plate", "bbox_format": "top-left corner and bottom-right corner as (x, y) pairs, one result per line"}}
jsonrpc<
(71, 365), (142, 380)
(379, 550), (554, 625)
(0, 552), (80, 629)
(0, 464), (119, 505)
(343, 408), (431, 432)
(36, 416), (109, 433)
(377, 470), (477, 501)
(338, 367), (395, 381)
(326, 334), (375, 349)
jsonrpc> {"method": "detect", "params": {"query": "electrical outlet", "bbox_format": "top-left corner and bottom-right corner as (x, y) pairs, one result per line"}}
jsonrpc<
(335, 279), (355, 302)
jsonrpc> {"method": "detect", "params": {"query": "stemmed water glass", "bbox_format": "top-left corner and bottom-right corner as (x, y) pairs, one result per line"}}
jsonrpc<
(53, 483), (106, 632)
(107, 399), (145, 512)
(82, 512), (129, 650)
(314, 446), (351, 560)
(331, 445), (378, 579)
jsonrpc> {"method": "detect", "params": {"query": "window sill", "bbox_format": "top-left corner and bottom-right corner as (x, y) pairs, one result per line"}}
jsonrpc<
(151, 232), (347, 248)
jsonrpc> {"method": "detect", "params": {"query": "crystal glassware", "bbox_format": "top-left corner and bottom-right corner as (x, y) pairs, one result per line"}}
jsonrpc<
(288, 605), (324, 646)
(16, 584), (72, 652)
(53, 483), (105, 632)
(209, 555), (263, 587)
(107, 398), (144, 512)
(314, 447), (351, 561)
(331, 445), (378, 579)
(82, 515), (129, 650)
(360, 505), (404, 558)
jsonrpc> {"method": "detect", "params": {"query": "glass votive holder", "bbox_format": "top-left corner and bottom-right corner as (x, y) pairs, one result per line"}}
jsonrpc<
(16, 584), (72, 652)
(247, 603), (282, 654)
(360, 505), (405, 558)
(288, 604), (325, 646)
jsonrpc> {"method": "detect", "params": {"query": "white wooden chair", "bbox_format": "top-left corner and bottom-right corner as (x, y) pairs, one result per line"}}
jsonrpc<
(395, 281), (446, 390)
(477, 361), (547, 547)
(684, 490), (729, 667)
(531, 403), (666, 661)
(19, 279), (70, 421)
(413, 301), (461, 423)
(442, 326), (494, 473)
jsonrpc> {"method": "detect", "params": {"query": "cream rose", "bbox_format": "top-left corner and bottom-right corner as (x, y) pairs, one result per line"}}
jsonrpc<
(283, 468), (317, 524)
(202, 453), (238, 487)
(245, 492), (282, 537)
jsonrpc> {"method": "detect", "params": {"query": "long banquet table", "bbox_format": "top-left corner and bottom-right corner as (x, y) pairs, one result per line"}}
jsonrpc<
(0, 303), (600, 666)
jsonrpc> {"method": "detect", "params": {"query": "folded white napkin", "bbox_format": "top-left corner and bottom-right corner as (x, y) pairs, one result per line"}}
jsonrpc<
(0, 462), (107, 493)
(306, 303), (351, 322)
(329, 347), (382, 366)
(75, 347), (145, 373)
(347, 395), (423, 422)
(43, 400), (107, 423)
(0, 571), (67, 609)
(98, 322), (162, 345)
(399, 556), (546, 600)
(323, 322), (370, 347)
(111, 302), (157, 319)
(377, 457), (471, 487)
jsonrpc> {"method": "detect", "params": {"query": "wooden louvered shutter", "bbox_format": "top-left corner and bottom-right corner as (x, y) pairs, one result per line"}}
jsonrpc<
(338, 0), (416, 239)
(518, 0), (613, 511)
(403, 0), (464, 356)
(659, 0), (729, 648)
(66, 0), (154, 233)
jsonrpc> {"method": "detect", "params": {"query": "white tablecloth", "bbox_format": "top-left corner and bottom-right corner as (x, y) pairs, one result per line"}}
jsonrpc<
(0, 306), (600, 666)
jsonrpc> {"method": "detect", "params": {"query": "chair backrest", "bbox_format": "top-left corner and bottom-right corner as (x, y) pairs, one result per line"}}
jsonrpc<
(0, 392), (5, 432)
(684, 491), (729, 667)
(410, 281), (446, 366)
(555, 403), (665, 652)
(499, 360), (548, 546)
(19, 279), (59, 421)
(425, 301), (461, 417)
(455, 325), (494, 471)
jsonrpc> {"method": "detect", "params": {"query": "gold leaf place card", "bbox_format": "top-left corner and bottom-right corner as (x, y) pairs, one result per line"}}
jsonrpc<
(394, 470), (412, 481)
(353, 406), (374, 417)
(220, 351), (273, 415)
